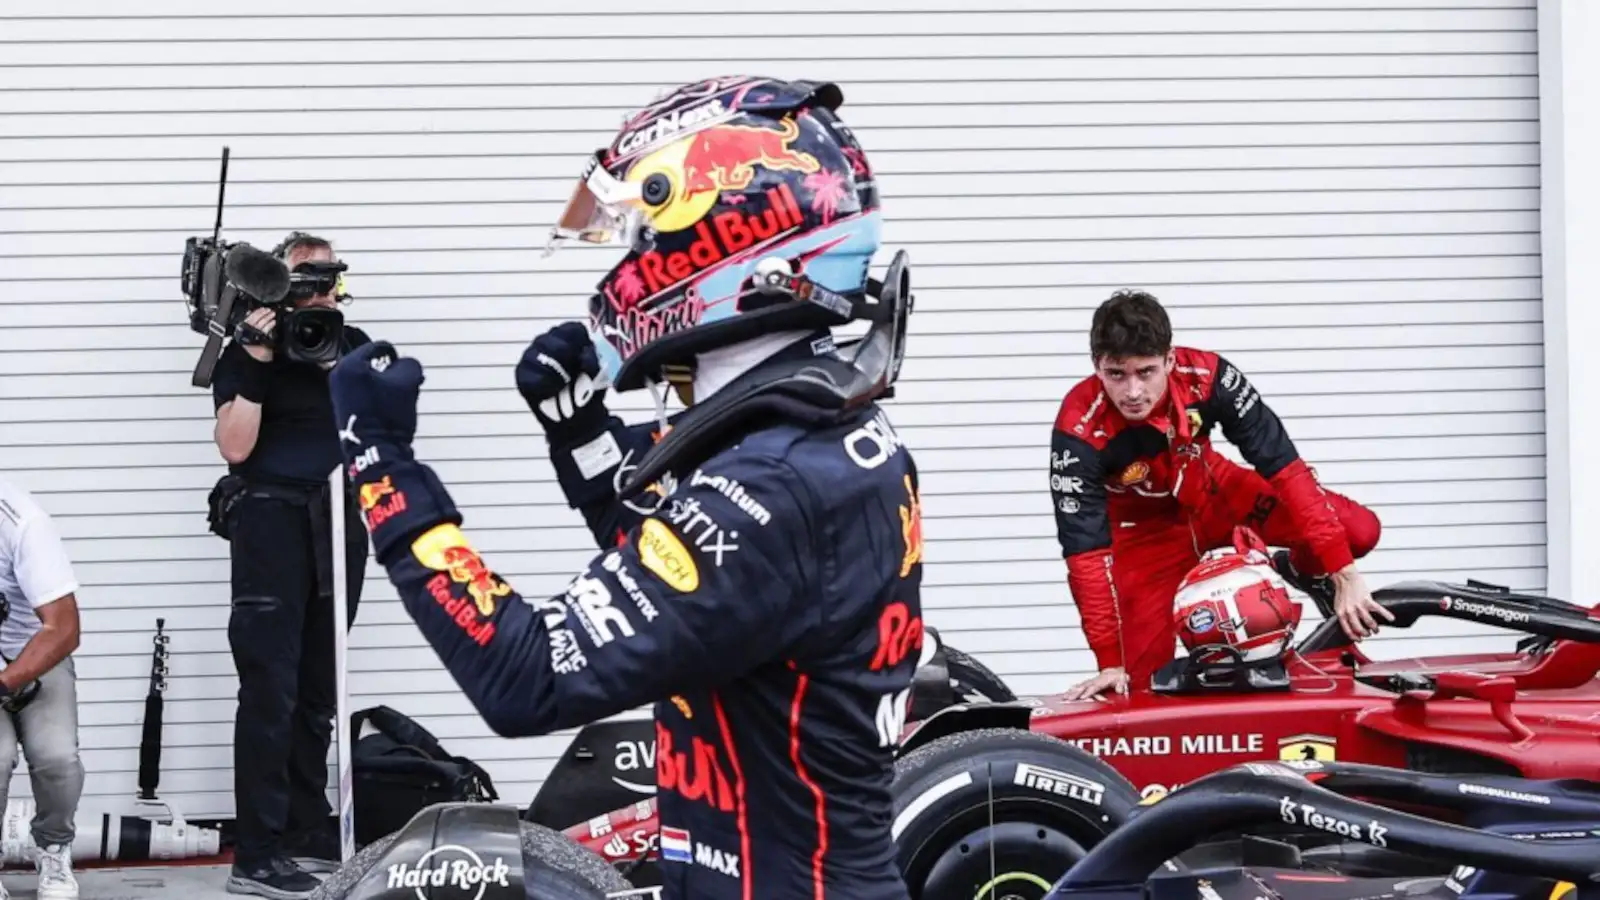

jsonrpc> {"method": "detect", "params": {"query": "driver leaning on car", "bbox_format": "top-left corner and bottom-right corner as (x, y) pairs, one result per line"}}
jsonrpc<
(1051, 290), (1391, 701)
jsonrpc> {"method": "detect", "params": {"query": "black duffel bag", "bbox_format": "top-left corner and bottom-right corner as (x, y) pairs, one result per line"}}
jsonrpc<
(351, 705), (499, 847)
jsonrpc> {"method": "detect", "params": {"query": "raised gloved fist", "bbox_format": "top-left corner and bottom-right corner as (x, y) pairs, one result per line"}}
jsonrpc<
(331, 340), (426, 455)
(515, 322), (607, 432)
(330, 341), (462, 563)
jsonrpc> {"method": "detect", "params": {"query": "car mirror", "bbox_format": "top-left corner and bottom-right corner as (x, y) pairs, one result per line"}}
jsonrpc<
(1432, 671), (1517, 704)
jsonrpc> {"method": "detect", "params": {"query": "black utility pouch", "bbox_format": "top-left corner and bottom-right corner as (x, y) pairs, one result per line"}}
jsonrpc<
(206, 473), (249, 541)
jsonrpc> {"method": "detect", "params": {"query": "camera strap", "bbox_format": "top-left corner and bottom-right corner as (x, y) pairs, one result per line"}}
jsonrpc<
(189, 266), (247, 390)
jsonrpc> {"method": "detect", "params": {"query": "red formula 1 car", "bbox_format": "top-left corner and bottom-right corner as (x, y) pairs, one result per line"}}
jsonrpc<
(530, 577), (1600, 896)
(1002, 577), (1600, 802)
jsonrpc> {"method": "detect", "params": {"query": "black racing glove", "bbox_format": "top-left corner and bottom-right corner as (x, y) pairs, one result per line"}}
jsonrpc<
(514, 322), (637, 514)
(515, 322), (610, 438)
(329, 341), (462, 564)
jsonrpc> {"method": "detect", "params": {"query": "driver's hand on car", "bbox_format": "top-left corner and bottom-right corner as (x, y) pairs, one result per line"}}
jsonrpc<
(1331, 564), (1393, 641)
(1062, 666), (1129, 701)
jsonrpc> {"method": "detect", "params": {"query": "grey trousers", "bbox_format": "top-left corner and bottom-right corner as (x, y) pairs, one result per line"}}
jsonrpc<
(0, 655), (85, 848)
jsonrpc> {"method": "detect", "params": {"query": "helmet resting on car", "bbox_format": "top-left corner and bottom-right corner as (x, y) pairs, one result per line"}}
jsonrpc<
(544, 76), (892, 395)
(1173, 526), (1303, 665)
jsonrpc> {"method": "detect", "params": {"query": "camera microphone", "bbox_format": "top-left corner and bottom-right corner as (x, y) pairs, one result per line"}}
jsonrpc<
(224, 243), (290, 306)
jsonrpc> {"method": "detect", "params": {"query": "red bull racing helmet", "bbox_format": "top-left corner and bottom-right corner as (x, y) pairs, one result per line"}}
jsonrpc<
(545, 76), (897, 394)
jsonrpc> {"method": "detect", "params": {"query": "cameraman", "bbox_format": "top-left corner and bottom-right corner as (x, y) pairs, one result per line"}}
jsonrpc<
(208, 231), (369, 899)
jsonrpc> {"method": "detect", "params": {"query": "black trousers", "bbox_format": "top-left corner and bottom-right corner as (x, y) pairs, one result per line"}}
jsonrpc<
(227, 488), (367, 868)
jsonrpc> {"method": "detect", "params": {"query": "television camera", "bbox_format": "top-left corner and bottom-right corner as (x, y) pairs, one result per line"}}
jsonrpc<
(182, 147), (351, 388)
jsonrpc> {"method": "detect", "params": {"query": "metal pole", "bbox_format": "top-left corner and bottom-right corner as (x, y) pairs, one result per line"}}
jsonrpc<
(328, 464), (355, 863)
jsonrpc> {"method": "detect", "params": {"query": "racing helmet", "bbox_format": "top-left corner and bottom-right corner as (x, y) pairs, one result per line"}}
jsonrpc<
(545, 76), (902, 395)
(1173, 527), (1302, 665)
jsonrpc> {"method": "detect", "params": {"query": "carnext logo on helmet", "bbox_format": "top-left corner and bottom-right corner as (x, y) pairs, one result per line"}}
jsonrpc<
(660, 827), (693, 864)
(616, 99), (729, 157)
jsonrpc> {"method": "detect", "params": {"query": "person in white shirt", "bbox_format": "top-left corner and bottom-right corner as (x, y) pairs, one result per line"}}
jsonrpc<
(0, 476), (84, 900)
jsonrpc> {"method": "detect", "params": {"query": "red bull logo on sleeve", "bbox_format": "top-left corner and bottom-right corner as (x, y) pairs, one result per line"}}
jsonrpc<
(421, 571), (497, 648)
(679, 118), (820, 200)
(439, 544), (511, 617)
(410, 524), (511, 646)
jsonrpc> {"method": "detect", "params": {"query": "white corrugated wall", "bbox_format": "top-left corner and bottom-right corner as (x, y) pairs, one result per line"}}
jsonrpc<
(0, 0), (1544, 824)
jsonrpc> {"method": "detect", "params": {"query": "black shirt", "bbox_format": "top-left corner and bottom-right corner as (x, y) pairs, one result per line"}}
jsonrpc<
(211, 325), (372, 486)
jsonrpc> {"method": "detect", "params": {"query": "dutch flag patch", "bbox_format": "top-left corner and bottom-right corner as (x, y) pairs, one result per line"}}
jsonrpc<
(660, 827), (692, 864)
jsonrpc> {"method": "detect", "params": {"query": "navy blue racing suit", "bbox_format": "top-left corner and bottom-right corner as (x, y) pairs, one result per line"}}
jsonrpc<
(331, 342), (925, 900)
(545, 411), (674, 551)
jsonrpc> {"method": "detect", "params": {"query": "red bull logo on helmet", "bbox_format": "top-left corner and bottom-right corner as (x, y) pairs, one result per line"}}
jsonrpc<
(618, 114), (822, 235)
(680, 119), (821, 200)
(601, 182), (806, 308)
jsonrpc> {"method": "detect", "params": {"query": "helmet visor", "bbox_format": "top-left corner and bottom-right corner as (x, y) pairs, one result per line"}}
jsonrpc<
(544, 150), (648, 255)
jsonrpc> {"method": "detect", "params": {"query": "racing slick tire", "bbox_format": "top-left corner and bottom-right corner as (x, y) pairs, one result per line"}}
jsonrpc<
(944, 644), (1017, 705)
(908, 629), (1017, 722)
(309, 802), (633, 900)
(891, 728), (1142, 900)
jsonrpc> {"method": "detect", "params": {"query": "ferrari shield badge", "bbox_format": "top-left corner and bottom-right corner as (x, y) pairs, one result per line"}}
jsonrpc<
(1278, 733), (1337, 762)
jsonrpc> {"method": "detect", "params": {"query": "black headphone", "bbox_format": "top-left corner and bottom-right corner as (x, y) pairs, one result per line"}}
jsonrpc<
(271, 231), (352, 304)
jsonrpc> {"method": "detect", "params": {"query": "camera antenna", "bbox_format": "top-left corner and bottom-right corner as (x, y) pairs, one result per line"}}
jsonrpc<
(189, 146), (235, 389)
(211, 147), (229, 247)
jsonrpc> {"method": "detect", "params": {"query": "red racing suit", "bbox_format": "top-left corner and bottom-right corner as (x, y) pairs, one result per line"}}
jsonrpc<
(1049, 347), (1381, 684)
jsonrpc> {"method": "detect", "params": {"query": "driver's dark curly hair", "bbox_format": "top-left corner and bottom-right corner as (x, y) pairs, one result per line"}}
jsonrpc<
(1090, 289), (1172, 362)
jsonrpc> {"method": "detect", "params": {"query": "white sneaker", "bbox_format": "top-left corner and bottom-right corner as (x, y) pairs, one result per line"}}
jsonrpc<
(35, 844), (78, 900)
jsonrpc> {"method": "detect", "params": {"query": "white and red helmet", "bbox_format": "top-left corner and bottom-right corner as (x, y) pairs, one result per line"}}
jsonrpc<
(1173, 527), (1302, 664)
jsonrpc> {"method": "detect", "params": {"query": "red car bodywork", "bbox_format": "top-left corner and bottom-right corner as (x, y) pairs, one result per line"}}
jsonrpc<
(1018, 642), (1600, 803)
(564, 579), (1600, 865)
